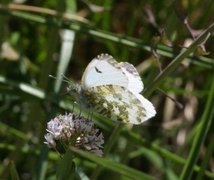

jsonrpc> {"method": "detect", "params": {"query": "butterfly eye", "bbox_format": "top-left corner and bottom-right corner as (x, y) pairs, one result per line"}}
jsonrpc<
(67, 84), (81, 94)
(66, 86), (72, 94)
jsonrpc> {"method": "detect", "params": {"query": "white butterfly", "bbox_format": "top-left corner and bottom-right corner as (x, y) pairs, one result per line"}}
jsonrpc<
(70, 54), (156, 125)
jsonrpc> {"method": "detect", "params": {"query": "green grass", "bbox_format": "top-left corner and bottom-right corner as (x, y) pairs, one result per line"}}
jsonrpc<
(0, 1), (214, 180)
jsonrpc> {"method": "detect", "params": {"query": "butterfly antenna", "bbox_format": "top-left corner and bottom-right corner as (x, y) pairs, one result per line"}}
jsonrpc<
(60, 73), (73, 84)
(49, 74), (71, 84)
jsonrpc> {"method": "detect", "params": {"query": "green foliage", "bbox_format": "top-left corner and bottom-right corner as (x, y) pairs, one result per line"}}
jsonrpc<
(56, 150), (76, 180)
(0, 1), (214, 180)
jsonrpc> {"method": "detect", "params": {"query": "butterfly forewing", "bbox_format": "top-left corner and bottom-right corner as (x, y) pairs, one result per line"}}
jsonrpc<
(119, 62), (144, 93)
(81, 54), (128, 89)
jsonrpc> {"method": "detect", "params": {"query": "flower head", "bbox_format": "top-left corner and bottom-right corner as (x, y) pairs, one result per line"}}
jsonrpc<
(44, 113), (104, 156)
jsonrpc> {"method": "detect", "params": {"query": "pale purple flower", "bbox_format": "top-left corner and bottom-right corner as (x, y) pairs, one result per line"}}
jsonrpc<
(44, 113), (104, 156)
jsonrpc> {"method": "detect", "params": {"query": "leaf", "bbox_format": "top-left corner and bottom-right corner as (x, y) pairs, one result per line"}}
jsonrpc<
(70, 147), (155, 180)
(56, 150), (78, 180)
(9, 161), (20, 180)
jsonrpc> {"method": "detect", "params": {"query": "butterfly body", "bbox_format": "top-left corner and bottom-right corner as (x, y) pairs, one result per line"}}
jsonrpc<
(70, 54), (156, 124)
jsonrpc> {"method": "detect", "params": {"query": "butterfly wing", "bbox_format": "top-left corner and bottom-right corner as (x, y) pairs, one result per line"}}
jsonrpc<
(81, 54), (128, 89)
(119, 62), (144, 93)
(83, 85), (156, 124)
(82, 54), (144, 94)
(80, 53), (156, 124)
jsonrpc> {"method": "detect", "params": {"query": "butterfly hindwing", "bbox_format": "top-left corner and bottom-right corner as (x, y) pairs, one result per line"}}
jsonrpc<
(82, 85), (155, 124)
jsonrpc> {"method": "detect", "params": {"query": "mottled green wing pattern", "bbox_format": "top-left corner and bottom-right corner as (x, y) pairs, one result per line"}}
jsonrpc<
(82, 85), (149, 124)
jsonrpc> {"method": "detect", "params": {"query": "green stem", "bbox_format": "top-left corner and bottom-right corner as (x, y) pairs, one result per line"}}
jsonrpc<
(143, 23), (214, 97)
(124, 130), (214, 179)
(195, 133), (214, 180)
(179, 71), (214, 180)
(91, 123), (124, 180)
(0, 7), (213, 67)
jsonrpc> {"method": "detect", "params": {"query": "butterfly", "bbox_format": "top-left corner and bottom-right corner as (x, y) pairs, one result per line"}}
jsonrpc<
(69, 54), (156, 124)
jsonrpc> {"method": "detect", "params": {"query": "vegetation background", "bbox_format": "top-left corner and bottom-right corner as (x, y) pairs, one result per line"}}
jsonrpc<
(0, 0), (214, 180)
